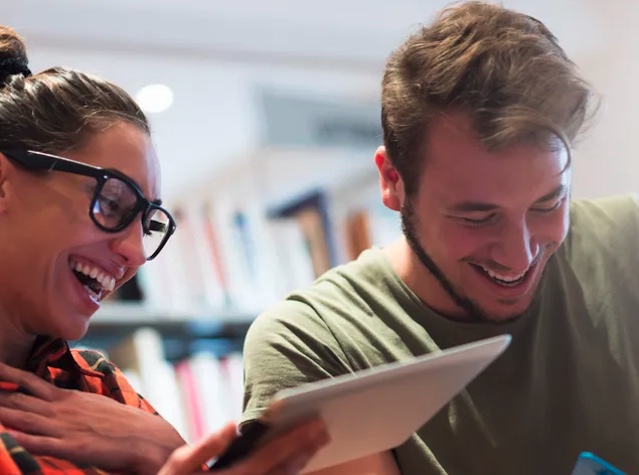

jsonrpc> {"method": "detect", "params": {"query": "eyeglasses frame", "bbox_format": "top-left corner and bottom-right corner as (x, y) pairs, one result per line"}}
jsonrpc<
(0, 148), (177, 261)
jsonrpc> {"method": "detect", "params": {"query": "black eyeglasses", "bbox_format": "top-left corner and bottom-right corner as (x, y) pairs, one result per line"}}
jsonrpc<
(1, 149), (177, 261)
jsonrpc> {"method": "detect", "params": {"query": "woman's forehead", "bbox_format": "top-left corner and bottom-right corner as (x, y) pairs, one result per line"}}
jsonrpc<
(70, 123), (161, 201)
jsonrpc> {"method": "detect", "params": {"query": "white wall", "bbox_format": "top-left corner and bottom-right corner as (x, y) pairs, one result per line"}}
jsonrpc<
(570, 2), (639, 198)
(3, 0), (637, 201)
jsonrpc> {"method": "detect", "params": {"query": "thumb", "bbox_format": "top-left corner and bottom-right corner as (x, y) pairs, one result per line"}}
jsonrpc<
(159, 422), (238, 475)
(189, 423), (238, 466)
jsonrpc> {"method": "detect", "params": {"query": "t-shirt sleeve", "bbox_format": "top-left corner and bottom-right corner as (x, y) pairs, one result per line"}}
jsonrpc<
(240, 298), (354, 427)
(564, 194), (639, 328)
(566, 194), (639, 259)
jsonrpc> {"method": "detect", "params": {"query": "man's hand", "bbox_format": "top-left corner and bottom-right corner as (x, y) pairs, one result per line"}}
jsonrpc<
(159, 418), (330, 475)
(0, 362), (185, 475)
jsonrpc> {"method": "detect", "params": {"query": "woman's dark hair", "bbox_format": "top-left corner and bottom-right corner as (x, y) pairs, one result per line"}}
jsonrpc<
(0, 26), (150, 153)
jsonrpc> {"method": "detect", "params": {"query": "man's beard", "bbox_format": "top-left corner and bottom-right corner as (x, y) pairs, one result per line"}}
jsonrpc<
(400, 199), (532, 324)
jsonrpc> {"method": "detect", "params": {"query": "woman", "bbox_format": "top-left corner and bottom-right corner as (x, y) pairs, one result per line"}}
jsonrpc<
(0, 26), (328, 475)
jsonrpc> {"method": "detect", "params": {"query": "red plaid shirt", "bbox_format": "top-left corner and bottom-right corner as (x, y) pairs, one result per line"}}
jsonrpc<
(0, 336), (159, 474)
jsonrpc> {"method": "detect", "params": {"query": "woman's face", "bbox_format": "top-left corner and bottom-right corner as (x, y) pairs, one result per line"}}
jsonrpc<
(0, 122), (161, 341)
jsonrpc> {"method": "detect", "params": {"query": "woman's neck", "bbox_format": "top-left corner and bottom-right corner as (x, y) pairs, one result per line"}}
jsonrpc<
(0, 311), (37, 368)
(1, 339), (35, 368)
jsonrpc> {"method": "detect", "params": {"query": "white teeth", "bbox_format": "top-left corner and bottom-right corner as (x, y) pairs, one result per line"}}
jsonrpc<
(69, 259), (116, 292)
(83, 285), (100, 303)
(481, 266), (527, 283)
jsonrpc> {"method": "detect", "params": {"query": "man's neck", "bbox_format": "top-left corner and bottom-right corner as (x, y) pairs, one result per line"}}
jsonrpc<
(384, 237), (473, 322)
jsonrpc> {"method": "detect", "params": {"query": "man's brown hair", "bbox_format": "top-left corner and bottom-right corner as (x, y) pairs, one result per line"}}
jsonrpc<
(381, 1), (596, 194)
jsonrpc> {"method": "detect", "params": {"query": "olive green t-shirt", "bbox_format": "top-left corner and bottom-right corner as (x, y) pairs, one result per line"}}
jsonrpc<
(241, 194), (639, 474)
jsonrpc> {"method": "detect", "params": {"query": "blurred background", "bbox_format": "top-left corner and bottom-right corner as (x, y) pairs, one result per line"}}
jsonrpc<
(2, 0), (635, 442)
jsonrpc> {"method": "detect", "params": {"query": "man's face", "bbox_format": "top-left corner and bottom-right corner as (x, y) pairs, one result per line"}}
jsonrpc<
(378, 113), (571, 323)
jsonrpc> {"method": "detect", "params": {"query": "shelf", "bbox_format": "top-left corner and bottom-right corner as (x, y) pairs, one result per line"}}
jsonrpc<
(73, 303), (256, 361)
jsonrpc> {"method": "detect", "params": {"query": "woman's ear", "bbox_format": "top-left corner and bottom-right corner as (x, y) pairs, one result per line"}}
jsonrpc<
(0, 153), (12, 214)
(374, 146), (404, 211)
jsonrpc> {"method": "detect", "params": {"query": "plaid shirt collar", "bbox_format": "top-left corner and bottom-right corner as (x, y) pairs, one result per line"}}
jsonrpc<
(26, 336), (105, 382)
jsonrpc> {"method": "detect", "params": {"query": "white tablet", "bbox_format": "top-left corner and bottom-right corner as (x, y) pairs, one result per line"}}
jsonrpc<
(210, 334), (511, 473)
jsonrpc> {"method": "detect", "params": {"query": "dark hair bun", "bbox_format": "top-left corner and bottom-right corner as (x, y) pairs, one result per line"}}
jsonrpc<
(0, 26), (31, 86)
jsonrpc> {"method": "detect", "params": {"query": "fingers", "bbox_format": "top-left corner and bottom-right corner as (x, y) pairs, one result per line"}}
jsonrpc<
(0, 362), (55, 401)
(6, 430), (64, 456)
(232, 418), (330, 475)
(0, 406), (62, 437)
(263, 447), (317, 475)
(0, 391), (56, 417)
(7, 429), (97, 465)
(159, 419), (329, 475)
(187, 423), (238, 467)
(158, 422), (238, 475)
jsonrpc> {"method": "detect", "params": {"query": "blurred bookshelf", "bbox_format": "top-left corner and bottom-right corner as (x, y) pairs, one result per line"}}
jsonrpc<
(70, 90), (402, 444)
(69, 166), (400, 443)
(77, 302), (255, 361)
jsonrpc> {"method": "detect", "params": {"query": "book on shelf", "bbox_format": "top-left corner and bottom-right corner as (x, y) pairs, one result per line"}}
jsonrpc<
(111, 180), (401, 317)
(82, 173), (402, 444)
(78, 91), (398, 442)
(86, 327), (244, 444)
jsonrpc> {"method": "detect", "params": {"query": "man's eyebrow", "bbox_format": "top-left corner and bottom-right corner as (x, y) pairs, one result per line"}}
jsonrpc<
(534, 184), (568, 203)
(447, 201), (499, 213)
(446, 185), (568, 214)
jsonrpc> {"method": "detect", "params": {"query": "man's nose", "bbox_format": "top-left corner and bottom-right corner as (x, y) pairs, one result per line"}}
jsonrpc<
(492, 220), (539, 271)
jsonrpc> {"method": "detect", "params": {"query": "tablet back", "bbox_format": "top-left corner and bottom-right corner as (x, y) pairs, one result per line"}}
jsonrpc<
(264, 334), (511, 473)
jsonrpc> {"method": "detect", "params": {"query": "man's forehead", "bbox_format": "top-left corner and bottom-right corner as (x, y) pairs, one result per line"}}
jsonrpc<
(428, 113), (569, 158)
(422, 128), (571, 206)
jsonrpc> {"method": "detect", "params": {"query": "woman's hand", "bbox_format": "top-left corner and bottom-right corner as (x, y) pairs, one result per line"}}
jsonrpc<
(159, 418), (330, 475)
(0, 362), (185, 475)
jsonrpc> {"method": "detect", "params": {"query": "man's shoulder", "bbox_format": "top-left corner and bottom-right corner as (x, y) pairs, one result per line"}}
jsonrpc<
(314, 247), (391, 287)
(256, 248), (391, 326)
(241, 248), (410, 425)
(568, 193), (639, 246)
(244, 247), (397, 360)
(562, 193), (639, 278)
(570, 193), (639, 224)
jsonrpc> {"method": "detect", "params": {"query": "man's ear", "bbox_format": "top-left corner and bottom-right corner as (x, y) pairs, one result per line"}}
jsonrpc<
(374, 146), (404, 211)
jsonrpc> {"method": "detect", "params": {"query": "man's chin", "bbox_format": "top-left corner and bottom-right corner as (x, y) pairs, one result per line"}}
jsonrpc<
(469, 265), (547, 323)
(471, 297), (536, 324)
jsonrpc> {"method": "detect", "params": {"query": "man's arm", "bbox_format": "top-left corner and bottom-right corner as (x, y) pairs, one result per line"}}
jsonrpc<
(308, 452), (401, 475)
(241, 301), (403, 474)
(241, 299), (354, 426)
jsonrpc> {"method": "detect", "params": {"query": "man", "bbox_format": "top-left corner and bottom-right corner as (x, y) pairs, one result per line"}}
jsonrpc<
(240, 1), (639, 474)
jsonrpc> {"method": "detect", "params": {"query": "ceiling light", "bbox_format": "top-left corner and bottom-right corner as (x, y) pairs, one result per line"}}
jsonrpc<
(135, 84), (174, 114)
